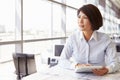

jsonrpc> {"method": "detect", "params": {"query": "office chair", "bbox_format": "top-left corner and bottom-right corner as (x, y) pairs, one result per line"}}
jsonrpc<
(116, 44), (120, 52)
(13, 53), (37, 80)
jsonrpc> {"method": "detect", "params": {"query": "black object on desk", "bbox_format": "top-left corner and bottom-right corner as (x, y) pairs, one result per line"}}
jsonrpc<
(48, 57), (58, 67)
(13, 53), (36, 80)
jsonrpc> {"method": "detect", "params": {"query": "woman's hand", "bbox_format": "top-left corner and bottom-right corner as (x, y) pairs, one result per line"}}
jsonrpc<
(92, 67), (108, 76)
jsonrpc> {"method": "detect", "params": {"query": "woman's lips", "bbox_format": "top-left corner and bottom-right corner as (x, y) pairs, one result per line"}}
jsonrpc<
(79, 24), (84, 28)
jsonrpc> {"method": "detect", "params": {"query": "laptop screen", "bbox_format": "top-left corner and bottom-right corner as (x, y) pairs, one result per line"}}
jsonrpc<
(54, 45), (64, 56)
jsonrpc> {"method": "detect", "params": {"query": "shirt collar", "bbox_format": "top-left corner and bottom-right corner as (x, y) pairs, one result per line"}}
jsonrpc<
(90, 31), (98, 41)
(79, 31), (84, 40)
(79, 31), (98, 41)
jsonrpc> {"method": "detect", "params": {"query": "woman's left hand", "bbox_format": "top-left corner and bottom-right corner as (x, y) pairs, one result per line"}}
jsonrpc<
(92, 67), (108, 76)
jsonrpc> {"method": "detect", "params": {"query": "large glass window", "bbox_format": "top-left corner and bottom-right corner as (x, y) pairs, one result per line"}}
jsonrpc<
(52, 3), (65, 37)
(66, 0), (85, 8)
(23, 39), (63, 64)
(23, 39), (64, 55)
(0, 0), (119, 64)
(23, 0), (52, 40)
(66, 7), (78, 36)
(0, 0), (120, 79)
(0, 0), (15, 42)
(23, 41), (52, 54)
(0, 44), (15, 62)
(0, 0), (15, 62)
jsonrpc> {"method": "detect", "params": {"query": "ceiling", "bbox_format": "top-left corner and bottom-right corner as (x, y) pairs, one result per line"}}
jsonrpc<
(110, 0), (120, 9)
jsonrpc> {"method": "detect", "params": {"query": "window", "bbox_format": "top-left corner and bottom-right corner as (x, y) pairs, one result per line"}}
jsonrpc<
(0, 0), (15, 42)
(66, 0), (85, 8)
(0, 0), (119, 63)
(52, 3), (65, 37)
(23, 0), (52, 40)
(66, 7), (78, 36)
(0, 44), (15, 62)
(0, 0), (15, 62)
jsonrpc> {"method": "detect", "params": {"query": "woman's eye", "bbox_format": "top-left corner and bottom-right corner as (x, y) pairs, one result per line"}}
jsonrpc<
(78, 15), (81, 18)
(78, 15), (88, 19)
(83, 16), (88, 19)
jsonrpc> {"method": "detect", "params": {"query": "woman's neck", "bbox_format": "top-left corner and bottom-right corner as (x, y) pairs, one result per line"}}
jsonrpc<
(83, 31), (93, 41)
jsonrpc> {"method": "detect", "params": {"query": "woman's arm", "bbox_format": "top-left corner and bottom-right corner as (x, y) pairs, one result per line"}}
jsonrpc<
(105, 41), (120, 73)
(92, 41), (119, 75)
(58, 37), (74, 69)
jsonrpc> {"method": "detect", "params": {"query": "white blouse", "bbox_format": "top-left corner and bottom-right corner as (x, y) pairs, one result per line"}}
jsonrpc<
(59, 30), (119, 73)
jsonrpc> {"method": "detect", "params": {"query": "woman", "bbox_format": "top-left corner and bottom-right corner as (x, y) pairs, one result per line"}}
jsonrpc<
(59, 4), (119, 76)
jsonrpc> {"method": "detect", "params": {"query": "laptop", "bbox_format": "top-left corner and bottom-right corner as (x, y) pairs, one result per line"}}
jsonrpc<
(54, 44), (64, 56)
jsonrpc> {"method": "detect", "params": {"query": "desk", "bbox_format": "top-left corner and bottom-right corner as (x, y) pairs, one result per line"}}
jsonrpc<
(22, 65), (120, 80)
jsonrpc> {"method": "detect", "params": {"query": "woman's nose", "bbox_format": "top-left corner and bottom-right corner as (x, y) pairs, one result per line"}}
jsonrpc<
(79, 18), (83, 23)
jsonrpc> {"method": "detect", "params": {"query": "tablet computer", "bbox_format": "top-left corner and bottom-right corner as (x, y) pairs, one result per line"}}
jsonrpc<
(75, 66), (103, 72)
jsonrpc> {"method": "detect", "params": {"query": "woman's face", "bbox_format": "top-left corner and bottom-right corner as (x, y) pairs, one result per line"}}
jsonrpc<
(78, 11), (92, 32)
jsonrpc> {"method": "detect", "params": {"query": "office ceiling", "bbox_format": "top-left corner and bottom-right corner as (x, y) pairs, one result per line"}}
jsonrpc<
(110, 0), (120, 9)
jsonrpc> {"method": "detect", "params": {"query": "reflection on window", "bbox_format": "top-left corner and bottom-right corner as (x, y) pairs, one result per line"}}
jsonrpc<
(0, 0), (15, 42)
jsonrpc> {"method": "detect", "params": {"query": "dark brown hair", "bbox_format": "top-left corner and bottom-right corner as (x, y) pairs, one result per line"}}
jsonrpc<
(77, 4), (103, 30)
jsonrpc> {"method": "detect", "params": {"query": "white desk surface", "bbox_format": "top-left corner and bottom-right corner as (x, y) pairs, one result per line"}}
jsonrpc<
(22, 65), (120, 80)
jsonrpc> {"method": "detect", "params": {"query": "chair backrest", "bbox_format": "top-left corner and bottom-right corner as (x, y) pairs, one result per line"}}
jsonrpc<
(116, 45), (120, 52)
(54, 44), (64, 56)
(13, 53), (37, 79)
(26, 54), (37, 75)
